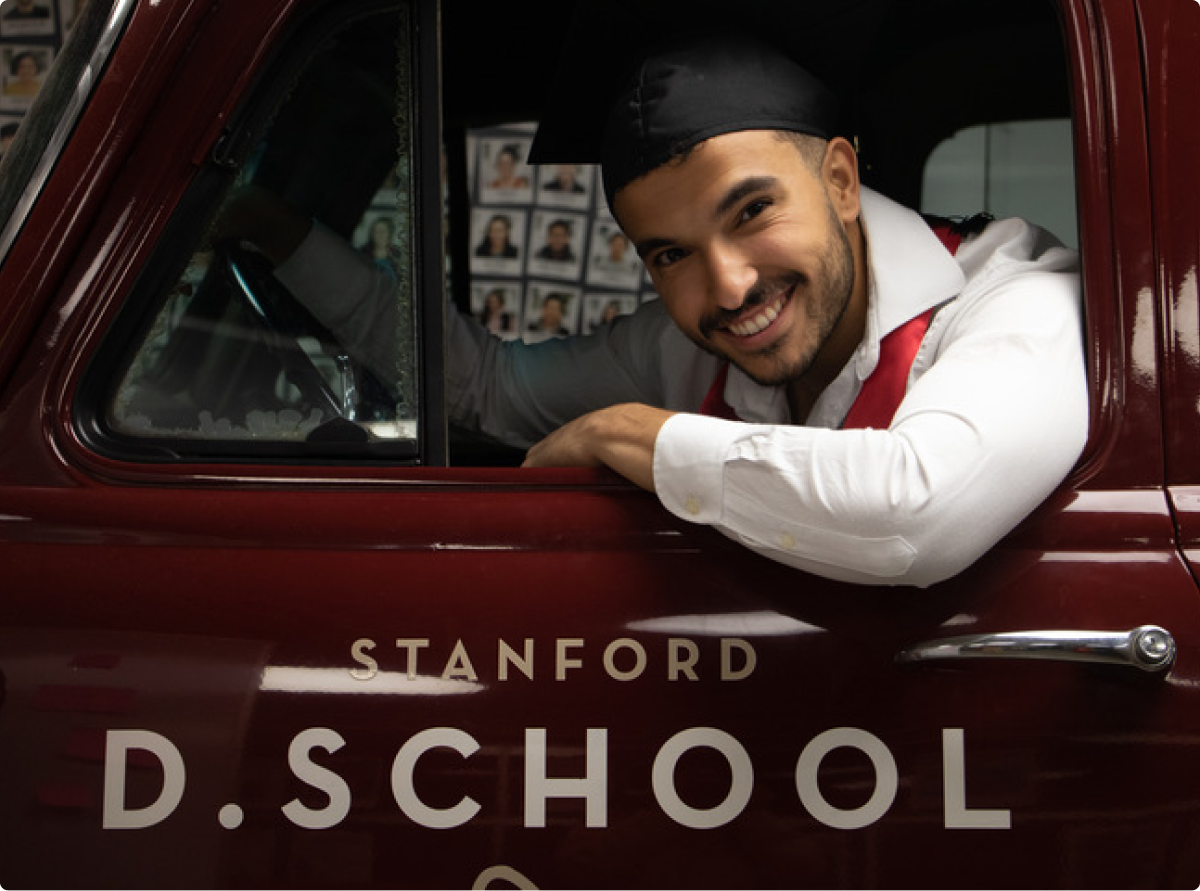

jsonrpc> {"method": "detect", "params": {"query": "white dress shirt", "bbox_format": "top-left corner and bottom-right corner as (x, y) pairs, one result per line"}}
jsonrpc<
(279, 188), (1088, 587)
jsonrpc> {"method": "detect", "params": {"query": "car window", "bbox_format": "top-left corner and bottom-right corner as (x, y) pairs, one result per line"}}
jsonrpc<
(84, 3), (421, 461)
(921, 119), (1077, 248)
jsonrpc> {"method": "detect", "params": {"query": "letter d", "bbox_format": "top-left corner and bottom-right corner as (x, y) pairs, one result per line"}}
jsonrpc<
(103, 730), (186, 829)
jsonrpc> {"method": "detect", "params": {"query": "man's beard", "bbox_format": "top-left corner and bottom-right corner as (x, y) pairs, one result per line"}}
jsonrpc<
(695, 206), (856, 388)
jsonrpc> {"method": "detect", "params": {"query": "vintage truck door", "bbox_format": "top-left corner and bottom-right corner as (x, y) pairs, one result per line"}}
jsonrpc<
(1, 0), (1199, 888)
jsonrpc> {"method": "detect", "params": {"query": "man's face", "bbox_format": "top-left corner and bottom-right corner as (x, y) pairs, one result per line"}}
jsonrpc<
(613, 130), (861, 388)
(547, 224), (570, 251)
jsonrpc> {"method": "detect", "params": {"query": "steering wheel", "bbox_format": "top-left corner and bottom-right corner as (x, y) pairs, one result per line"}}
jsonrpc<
(213, 239), (346, 423)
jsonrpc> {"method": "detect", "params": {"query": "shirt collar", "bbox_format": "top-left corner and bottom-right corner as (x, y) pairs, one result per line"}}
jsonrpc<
(860, 187), (967, 337)
(855, 188), (967, 379)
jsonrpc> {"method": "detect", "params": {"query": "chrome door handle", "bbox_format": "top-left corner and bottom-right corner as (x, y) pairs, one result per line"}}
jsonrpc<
(896, 625), (1176, 674)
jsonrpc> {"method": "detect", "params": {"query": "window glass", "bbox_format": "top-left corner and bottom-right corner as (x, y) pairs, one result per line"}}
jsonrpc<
(921, 119), (1076, 248)
(98, 5), (419, 458)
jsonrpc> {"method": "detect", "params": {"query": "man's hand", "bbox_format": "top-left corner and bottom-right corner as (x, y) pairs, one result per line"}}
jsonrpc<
(522, 403), (676, 492)
(211, 185), (313, 266)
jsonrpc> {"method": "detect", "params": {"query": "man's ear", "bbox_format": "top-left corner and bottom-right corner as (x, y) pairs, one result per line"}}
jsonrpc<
(822, 136), (861, 224)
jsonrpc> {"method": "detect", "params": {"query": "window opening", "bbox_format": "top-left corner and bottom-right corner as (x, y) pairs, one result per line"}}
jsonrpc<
(92, 4), (420, 460)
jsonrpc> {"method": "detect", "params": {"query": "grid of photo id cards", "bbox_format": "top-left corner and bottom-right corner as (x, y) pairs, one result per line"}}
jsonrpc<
(465, 123), (659, 343)
(0, 0), (84, 161)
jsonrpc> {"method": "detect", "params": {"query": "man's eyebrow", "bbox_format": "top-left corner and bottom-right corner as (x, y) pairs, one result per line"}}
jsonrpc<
(632, 175), (783, 259)
(714, 175), (782, 219)
(633, 236), (674, 259)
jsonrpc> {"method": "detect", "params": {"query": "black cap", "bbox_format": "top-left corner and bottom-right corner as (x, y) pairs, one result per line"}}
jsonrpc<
(596, 35), (838, 206)
(525, 0), (883, 173)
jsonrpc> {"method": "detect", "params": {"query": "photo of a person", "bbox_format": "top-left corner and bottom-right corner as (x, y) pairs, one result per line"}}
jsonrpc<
(357, 214), (401, 279)
(0, 0), (54, 36)
(478, 136), (533, 204)
(1, 47), (50, 109)
(582, 292), (638, 333)
(523, 283), (580, 343)
(489, 144), (529, 189)
(536, 163), (593, 210)
(471, 282), (520, 339)
(469, 207), (525, 276)
(474, 212), (519, 258)
(526, 210), (585, 280)
(586, 219), (643, 290)
(603, 232), (629, 263)
(536, 219), (575, 262)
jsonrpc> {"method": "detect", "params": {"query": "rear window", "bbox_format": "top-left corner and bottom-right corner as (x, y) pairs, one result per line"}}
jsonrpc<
(922, 118), (1076, 248)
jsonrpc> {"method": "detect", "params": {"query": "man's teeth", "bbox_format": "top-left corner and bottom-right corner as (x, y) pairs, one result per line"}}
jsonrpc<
(728, 293), (785, 337)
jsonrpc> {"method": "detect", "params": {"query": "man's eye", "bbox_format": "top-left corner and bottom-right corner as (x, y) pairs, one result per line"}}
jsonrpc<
(653, 247), (686, 268)
(740, 199), (771, 223)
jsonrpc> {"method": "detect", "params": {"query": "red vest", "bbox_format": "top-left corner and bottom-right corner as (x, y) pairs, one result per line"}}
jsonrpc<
(700, 224), (963, 429)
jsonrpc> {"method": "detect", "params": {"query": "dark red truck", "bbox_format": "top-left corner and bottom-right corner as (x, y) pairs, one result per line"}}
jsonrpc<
(1, 0), (1199, 887)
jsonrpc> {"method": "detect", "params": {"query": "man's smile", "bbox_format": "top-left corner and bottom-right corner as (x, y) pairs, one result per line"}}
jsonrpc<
(725, 285), (794, 339)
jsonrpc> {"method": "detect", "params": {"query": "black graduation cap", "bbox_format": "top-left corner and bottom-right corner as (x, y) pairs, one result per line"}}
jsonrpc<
(527, 0), (886, 202)
(598, 34), (838, 205)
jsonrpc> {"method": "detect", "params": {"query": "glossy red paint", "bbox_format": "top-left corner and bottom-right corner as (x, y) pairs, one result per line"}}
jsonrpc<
(1, 0), (1199, 887)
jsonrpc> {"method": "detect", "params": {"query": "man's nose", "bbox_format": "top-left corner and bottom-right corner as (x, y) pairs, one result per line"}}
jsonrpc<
(706, 241), (757, 311)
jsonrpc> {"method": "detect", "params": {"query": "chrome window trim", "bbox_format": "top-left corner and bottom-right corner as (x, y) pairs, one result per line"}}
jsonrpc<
(0, 0), (137, 266)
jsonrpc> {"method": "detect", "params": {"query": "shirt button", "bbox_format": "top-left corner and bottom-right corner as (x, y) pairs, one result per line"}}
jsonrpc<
(685, 496), (702, 516)
(780, 532), (797, 550)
